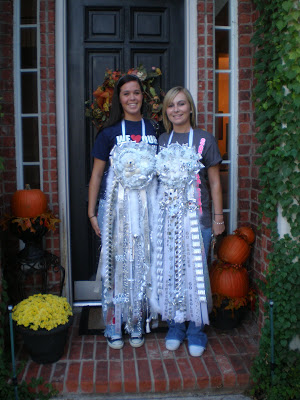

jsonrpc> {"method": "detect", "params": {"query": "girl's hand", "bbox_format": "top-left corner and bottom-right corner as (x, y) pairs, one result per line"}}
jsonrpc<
(89, 216), (101, 237)
(212, 220), (225, 236)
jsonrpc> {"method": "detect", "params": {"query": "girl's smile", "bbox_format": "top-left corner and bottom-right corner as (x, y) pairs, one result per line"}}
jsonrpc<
(119, 81), (143, 121)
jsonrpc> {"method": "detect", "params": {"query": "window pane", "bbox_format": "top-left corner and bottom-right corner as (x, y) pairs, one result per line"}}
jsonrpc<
(24, 165), (40, 189)
(215, 31), (229, 68)
(220, 163), (229, 209)
(21, 73), (38, 113)
(21, 0), (37, 24)
(22, 117), (39, 162)
(215, 0), (229, 26)
(215, 72), (230, 113)
(215, 115), (229, 159)
(21, 28), (37, 68)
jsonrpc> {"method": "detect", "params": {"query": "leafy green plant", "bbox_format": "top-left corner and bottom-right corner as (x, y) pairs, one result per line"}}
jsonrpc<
(250, 0), (300, 399)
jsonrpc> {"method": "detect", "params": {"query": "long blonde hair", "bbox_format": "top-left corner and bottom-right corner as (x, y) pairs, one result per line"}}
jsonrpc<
(162, 86), (196, 133)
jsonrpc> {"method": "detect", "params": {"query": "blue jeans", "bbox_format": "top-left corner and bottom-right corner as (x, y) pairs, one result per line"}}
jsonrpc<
(201, 227), (212, 260)
(166, 320), (208, 347)
(166, 227), (212, 348)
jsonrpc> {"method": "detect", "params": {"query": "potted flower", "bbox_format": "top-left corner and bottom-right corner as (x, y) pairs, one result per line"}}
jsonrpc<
(12, 293), (73, 364)
(0, 185), (60, 261)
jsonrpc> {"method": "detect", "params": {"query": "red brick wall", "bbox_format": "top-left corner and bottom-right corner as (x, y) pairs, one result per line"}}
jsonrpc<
(237, 0), (269, 330)
(197, 0), (268, 330)
(40, 0), (60, 259)
(0, 0), (15, 297)
(0, 0), (15, 215)
(0, 0), (60, 296)
(197, 0), (214, 133)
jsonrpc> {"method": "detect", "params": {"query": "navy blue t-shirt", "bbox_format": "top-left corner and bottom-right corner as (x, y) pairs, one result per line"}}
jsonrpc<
(92, 119), (158, 198)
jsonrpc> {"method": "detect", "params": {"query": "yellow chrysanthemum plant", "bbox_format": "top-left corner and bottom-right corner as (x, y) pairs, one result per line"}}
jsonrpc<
(12, 294), (73, 331)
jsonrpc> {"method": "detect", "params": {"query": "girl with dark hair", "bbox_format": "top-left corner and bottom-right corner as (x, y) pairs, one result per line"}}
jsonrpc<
(88, 74), (158, 350)
(151, 86), (225, 357)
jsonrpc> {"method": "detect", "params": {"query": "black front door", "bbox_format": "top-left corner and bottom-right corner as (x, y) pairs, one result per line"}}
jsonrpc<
(67, 0), (184, 301)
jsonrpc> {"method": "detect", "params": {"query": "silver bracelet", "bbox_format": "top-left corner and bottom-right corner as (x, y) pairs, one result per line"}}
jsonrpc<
(213, 220), (224, 225)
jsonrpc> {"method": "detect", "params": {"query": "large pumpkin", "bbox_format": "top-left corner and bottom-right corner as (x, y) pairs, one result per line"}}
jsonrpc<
(234, 226), (255, 245)
(11, 184), (48, 218)
(210, 262), (249, 298)
(217, 234), (251, 265)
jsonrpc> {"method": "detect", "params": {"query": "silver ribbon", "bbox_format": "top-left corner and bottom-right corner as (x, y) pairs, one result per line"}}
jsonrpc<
(101, 139), (156, 335)
(153, 142), (209, 326)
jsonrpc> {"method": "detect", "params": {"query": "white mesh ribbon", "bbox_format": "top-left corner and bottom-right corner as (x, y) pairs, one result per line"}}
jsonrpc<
(101, 141), (157, 335)
(152, 143), (209, 327)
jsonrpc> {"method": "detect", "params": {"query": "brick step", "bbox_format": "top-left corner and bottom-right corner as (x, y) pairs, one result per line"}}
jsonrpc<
(17, 313), (259, 395)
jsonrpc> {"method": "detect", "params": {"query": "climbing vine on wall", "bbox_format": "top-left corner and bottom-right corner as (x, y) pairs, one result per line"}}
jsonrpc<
(250, 1), (300, 399)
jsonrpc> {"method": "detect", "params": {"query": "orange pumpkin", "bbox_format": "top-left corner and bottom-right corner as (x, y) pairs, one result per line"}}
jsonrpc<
(210, 263), (249, 298)
(234, 226), (255, 245)
(11, 184), (47, 218)
(217, 234), (251, 265)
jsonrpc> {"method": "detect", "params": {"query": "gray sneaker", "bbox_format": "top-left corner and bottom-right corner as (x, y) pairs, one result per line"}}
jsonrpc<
(107, 335), (124, 350)
(129, 335), (144, 348)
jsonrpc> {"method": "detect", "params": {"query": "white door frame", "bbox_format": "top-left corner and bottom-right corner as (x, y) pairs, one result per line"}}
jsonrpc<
(55, 0), (198, 303)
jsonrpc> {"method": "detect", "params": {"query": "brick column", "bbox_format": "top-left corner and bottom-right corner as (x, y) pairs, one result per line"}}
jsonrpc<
(197, 0), (214, 133)
(40, 0), (60, 260)
(238, 1), (269, 330)
(0, 0), (15, 296)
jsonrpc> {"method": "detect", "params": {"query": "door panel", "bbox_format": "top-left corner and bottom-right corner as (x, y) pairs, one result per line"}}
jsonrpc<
(68, 0), (184, 301)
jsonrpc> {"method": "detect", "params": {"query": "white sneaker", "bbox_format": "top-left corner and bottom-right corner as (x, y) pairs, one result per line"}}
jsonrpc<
(188, 345), (205, 357)
(129, 336), (145, 348)
(107, 335), (124, 350)
(166, 339), (181, 351)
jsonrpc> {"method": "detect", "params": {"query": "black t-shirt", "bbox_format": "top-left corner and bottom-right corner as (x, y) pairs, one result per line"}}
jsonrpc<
(92, 119), (158, 198)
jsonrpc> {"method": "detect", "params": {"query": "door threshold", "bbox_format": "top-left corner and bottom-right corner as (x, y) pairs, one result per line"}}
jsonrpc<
(73, 301), (102, 307)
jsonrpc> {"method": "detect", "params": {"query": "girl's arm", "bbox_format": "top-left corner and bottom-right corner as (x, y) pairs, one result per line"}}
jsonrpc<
(88, 158), (106, 237)
(207, 164), (225, 236)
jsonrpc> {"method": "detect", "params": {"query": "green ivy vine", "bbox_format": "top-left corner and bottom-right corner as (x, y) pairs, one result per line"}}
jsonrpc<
(250, 1), (300, 399)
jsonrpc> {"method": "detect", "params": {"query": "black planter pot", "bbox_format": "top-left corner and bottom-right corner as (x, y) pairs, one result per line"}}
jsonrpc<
(210, 300), (247, 330)
(16, 317), (73, 364)
(10, 218), (49, 262)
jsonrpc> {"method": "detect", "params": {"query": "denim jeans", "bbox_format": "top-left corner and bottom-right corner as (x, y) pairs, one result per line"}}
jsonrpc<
(201, 227), (212, 260)
(166, 320), (208, 347)
(166, 227), (212, 348)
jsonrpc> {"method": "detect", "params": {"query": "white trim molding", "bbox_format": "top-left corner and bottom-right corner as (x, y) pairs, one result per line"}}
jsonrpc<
(55, 0), (72, 303)
(229, 0), (239, 232)
(185, 0), (198, 106)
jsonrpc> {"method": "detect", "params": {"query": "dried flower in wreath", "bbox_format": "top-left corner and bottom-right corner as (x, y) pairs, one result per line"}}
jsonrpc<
(85, 65), (164, 130)
(0, 211), (60, 233)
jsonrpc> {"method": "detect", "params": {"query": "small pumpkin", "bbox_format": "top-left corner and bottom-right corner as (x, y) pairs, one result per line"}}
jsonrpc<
(234, 226), (255, 245)
(210, 262), (249, 298)
(11, 184), (48, 218)
(217, 234), (251, 265)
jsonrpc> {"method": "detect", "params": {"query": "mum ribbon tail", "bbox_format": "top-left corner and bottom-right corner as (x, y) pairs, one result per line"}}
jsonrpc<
(146, 301), (151, 333)
(8, 305), (20, 400)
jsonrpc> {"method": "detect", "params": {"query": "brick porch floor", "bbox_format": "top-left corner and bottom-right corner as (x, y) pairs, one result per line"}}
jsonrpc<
(17, 310), (259, 396)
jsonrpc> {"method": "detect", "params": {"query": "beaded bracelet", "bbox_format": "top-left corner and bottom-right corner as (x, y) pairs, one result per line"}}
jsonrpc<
(89, 215), (96, 219)
(213, 220), (224, 225)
